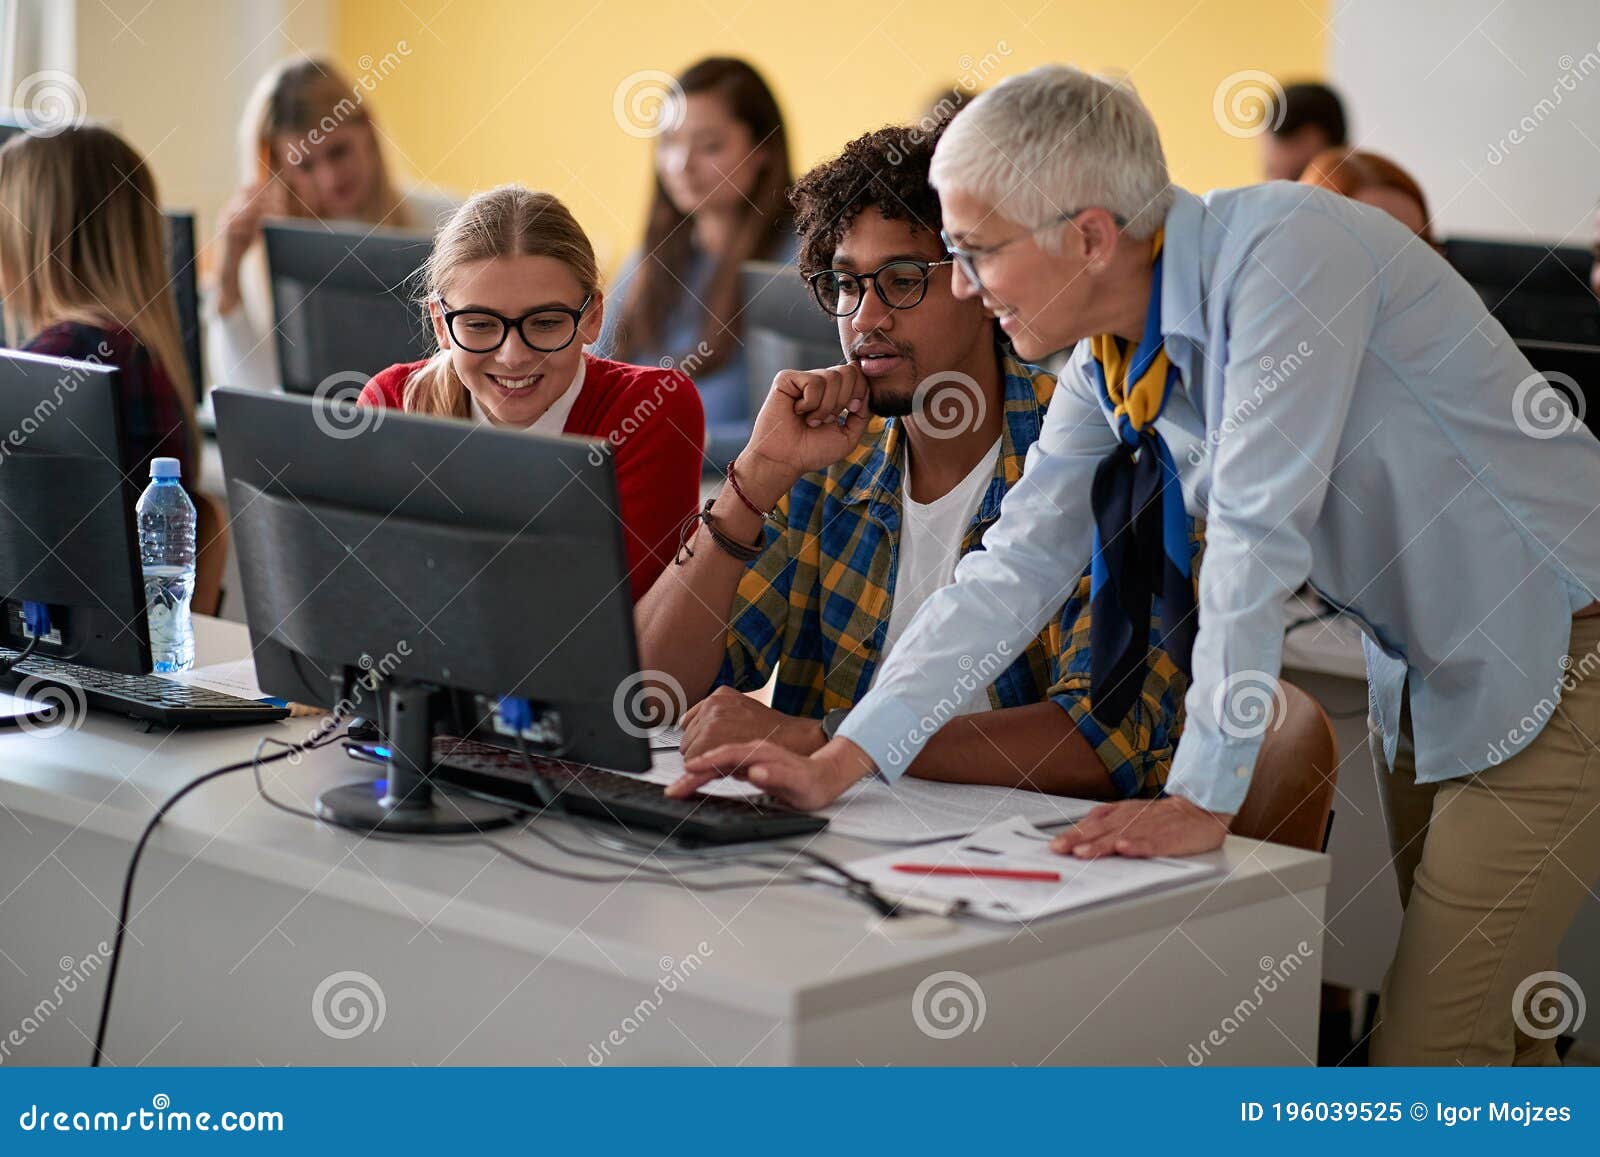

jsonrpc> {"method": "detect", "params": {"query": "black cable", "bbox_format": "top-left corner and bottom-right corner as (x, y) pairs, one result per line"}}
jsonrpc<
(90, 724), (349, 1067)
(0, 633), (40, 676)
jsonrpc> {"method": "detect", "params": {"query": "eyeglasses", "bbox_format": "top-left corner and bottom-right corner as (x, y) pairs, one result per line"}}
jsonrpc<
(940, 208), (1127, 291)
(807, 259), (954, 318)
(439, 295), (594, 354)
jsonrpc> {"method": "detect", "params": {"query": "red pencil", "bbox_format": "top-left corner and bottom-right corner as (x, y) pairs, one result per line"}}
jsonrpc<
(891, 863), (1062, 882)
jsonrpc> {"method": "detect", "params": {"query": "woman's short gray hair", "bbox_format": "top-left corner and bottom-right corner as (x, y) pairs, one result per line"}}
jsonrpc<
(930, 64), (1173, 243)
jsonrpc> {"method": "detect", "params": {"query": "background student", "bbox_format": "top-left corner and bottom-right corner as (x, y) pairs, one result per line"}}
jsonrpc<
(0, 125), (198, 487)
(597, 56), (797, 467)
(1260, 80), (1348, 181)
(358, 185), (704, 600)
(206, 56), (458, 393)
(1300, 147), (1435, 242)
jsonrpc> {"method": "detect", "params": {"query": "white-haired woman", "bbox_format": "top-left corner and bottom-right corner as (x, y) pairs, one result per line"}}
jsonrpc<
(671, 64), (1600, 1068)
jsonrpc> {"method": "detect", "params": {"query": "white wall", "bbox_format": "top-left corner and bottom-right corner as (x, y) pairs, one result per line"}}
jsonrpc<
(1331, 0), (1600, 245)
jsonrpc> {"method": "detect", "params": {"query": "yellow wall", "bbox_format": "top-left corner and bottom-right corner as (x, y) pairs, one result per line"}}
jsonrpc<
(335, 0), (1327, 273)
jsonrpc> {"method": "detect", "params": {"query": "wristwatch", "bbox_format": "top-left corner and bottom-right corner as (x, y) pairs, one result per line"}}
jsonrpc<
(820, 707), (850, 741)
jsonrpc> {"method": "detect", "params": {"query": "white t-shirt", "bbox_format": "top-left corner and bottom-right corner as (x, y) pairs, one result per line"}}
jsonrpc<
(468, 355), (585, 435)
(874, 437), (1002, 715)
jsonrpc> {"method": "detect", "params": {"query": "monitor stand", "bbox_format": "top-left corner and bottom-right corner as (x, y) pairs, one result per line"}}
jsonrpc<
(316, 680), (519, 834)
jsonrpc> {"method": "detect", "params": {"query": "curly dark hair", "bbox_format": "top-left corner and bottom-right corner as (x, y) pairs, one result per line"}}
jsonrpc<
(790, 121), (947, 279)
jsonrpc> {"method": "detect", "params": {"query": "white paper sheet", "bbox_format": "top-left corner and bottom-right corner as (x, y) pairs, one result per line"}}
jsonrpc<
(644, 750), (1096, 844)
(154, 658), (266, 701)
(832, 815), (1218, 921)
(0, 690), (52, 726)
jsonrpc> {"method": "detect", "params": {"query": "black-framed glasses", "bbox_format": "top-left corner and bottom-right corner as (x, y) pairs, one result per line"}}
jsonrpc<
(940, 207), (1128, 290)
(807, 259), (954, 318)
(439, 294), (594, 354)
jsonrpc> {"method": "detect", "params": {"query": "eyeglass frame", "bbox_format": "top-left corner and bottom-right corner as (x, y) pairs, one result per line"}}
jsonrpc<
(437, 293), (595, 354)
(940, 207), (1128, 290)
(805, 258), (955, 318)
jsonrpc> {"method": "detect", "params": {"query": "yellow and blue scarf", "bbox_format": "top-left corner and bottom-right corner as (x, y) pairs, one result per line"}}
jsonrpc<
(1087, 230), (1196, 728)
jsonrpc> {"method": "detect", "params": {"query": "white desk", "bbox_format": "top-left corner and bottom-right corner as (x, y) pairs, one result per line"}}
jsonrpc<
(0, 618), (1328, 1066)
(1282, 604), (1600, 1042)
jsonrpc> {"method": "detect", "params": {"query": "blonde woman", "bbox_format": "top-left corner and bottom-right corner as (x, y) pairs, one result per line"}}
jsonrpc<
(0, 125), (197, 484)
(206, 56), (457, 392)
(358, 186), (704, 600)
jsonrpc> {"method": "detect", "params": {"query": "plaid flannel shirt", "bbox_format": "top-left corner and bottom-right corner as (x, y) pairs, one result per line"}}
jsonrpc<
(714, 347), (1199, 798)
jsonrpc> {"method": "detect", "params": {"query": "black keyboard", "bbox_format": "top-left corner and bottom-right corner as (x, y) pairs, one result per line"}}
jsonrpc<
(430, 736), (829, 845)
(0, 650), (290, 728)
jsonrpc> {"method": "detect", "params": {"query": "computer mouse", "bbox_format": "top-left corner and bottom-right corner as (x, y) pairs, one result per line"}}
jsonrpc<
(347, 715), (381, 742)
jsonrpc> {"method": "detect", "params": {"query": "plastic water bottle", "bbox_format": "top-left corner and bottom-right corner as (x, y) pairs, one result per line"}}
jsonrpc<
(137, 457), (196, 673)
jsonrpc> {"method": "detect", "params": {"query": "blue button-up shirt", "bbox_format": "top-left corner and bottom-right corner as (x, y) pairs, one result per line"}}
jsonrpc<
(838, 182), (1600, 813)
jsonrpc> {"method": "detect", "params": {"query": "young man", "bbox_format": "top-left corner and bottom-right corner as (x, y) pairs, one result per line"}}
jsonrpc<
(639, 124), (1195, 800)
(678, 66), (1600, 1067)
(1261, 81), (1348, 181)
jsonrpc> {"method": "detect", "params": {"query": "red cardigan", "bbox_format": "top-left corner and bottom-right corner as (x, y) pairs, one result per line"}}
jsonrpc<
(359, 355), (705, 600)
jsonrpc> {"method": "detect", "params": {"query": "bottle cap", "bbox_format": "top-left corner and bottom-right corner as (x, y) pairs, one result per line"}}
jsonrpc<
(150, 457), (182, 480)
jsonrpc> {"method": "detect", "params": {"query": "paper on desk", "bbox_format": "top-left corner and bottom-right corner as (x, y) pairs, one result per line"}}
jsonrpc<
(644, 750), (1095, 843)
(0, 689), (53, 726)
(155, 658), (266, 701)
(832, 816), (1218, 922)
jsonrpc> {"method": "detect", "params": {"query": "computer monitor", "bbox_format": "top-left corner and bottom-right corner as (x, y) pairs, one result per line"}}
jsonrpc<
(262, 220), (435, 397)
(0, 349), (150, 673)
(1516, 338), (1600, 436)
(163, 210), (204, 397)
(1443, 237), (1600, 346)
(212, 386), (649, 833)
(739, 260), (844, 412)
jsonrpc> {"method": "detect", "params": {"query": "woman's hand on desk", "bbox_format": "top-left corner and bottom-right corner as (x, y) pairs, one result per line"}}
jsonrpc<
(667, 736), (876, 811)
(1049, 796), (1234, 859)
(679, 686), (825, 760)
